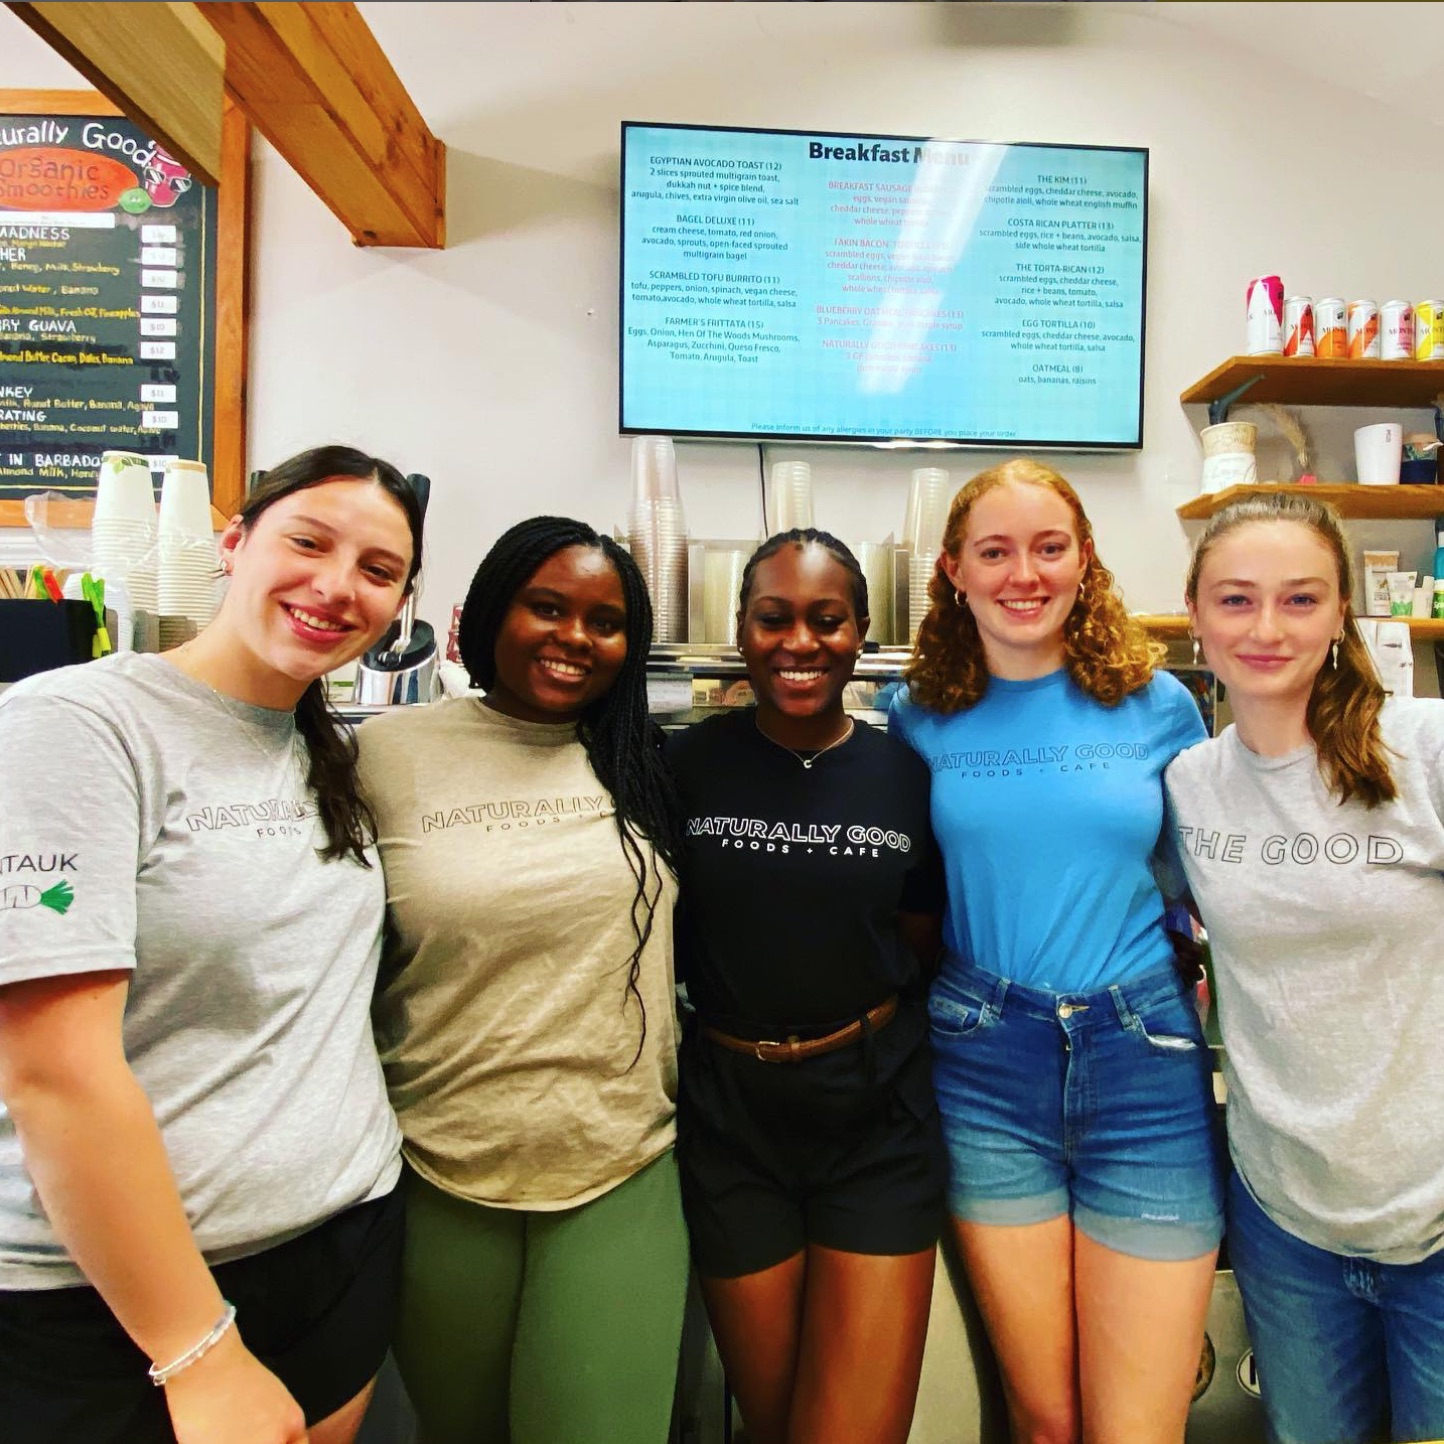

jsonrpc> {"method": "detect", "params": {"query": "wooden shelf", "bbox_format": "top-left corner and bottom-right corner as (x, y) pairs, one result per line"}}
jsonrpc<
(1177, 483), (1444, 521)
(1135, 614), (1444, 642)
(1181, 356), (1444, 409)
(1136, 615), (1191, 639)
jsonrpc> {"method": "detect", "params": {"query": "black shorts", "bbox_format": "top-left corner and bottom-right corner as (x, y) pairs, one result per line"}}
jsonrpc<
(676, 1005), (946, 1278)
(0, 1186), (403, 1444)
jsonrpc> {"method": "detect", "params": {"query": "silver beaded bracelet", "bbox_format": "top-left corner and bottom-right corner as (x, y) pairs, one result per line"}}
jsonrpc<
(148, 1302), (238, 1387)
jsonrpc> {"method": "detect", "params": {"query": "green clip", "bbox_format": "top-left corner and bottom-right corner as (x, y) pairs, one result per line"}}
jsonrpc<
(82, 573), (112, 657)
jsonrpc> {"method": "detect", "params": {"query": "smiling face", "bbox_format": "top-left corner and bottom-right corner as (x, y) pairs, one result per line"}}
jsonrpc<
(217, 477), (412, 695)
(486, 545), (628, 723)
(942, 480), (1091, 679)
(738, 543), (866, 738)
(1188, 519), (1347, 716)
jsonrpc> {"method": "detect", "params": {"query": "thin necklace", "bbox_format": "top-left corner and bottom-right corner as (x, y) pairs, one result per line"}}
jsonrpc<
(754, 713), (854, 769)
(166, 645), (303, 778)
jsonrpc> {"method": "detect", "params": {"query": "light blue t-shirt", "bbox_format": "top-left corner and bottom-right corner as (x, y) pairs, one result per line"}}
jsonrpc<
(889, 669), (1206, 992)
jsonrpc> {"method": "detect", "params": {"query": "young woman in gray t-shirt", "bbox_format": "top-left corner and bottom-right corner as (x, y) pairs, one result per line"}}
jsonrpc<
(1168, 490), (1444, 1444)
(0, 447), (422, 1444)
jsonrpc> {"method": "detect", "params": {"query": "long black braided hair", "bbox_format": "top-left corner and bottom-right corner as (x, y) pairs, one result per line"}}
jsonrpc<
(457, 517), (680, 1062)
(737, 527), (870, 621)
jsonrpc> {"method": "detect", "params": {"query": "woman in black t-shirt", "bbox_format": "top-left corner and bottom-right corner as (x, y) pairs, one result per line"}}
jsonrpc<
(668, 529), (946, 1444)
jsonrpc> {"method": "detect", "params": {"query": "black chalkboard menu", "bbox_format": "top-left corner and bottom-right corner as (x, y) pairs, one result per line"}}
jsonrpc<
(0, 104), (218, 502)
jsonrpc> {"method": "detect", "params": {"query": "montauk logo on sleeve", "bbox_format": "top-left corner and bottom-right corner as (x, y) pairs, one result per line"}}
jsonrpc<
(0, 853), (78, 917)
(421, 794), (608, 834)
(688, 815), (914, 858)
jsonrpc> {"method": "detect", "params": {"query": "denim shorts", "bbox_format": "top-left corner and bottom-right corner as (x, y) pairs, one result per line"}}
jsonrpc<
(929, 959), (1224, 1261)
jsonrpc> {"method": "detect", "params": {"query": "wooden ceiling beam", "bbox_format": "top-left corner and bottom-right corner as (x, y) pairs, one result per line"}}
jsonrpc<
(5, 1), (225, 183)
(198, 1), (445, 249)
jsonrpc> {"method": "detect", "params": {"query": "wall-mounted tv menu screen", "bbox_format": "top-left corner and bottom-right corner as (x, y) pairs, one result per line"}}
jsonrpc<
(620, 123), (1147, 449)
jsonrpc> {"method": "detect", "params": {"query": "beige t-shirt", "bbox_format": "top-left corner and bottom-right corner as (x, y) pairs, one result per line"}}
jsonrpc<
(358, 698), (678, 1210)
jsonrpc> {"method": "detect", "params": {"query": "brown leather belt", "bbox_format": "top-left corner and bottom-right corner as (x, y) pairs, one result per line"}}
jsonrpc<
(701, 996), (898, 1063)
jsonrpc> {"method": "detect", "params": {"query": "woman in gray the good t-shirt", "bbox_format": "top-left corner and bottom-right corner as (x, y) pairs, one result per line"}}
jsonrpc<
(1167, 490), (1444, 1444)
(0, 446), (422, 1444)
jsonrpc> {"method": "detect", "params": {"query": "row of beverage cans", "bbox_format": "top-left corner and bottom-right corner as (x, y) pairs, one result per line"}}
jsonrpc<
(1246, 276), (1444, 360)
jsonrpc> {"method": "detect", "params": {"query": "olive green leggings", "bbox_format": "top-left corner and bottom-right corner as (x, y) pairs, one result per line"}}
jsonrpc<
(393, 1152), (690, 1444)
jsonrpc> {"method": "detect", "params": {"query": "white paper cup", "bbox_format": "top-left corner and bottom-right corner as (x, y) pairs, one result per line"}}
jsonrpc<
(1354, 423), (1403, 485)
(94, 452), (158, 523)
(159, 460), (213, 538)
(1200, 422), (1257, 459)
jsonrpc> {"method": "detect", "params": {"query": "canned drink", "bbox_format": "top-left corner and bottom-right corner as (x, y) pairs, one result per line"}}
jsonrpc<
(1246, 275), (1284, 355)
(1347, 300), (1380, 359)
(1283, 296), (1315, 357)
(1315, 297), (1348, 357)
(1415, 300), (1444, 361)
(1381, 300), (1414, 360)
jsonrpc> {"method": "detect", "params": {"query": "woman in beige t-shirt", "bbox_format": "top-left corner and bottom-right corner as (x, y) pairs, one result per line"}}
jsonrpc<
(360, 516), (687, 1444)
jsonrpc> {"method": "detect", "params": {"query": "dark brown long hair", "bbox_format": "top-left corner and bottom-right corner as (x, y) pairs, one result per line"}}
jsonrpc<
(906, 458), (1161, 712)
(1184, 491), (1395, 807)
(239, 445), (424, 863)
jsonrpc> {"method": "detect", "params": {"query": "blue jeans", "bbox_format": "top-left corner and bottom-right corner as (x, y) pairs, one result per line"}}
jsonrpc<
(1228, 1171), (1444, 1444)
(929, 959), (1224, 1261)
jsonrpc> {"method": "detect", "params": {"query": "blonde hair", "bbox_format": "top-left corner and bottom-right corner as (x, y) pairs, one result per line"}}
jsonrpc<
(1185, 491), (1395, 808)
(905, 458), (1162, 712)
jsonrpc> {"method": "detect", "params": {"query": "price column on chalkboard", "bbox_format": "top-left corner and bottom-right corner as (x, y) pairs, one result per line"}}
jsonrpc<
(0, 107), (218, 502)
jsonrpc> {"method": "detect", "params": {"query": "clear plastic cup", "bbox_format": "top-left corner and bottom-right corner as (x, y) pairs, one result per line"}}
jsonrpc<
(904, 467), (952, 556)
(631, 435), (679, 504)
(769, 461), (814, 535)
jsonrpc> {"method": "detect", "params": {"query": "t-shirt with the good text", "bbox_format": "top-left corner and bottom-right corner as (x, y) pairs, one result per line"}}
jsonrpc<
(1166, 697), (1444, 1264)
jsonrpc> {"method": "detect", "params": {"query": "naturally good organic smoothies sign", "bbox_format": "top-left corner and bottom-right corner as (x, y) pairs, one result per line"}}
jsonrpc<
(0, 107), (217, 500)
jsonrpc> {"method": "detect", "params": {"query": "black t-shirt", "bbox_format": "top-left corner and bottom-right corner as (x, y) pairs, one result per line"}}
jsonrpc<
(667, 709), (944, 1031)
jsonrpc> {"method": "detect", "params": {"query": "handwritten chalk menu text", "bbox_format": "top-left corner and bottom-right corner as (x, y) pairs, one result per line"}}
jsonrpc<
(0, 110), (217, 500)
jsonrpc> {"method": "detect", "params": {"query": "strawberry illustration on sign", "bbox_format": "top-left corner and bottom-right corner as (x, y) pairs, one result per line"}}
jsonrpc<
(0, 881), (74, 915)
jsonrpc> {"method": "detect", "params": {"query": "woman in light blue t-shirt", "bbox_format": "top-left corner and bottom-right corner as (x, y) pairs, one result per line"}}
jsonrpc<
(890, 458), (1221, 1444)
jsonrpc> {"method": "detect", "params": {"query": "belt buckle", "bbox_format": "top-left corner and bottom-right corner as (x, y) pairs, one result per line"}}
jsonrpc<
(754, 1034), (801, 1062)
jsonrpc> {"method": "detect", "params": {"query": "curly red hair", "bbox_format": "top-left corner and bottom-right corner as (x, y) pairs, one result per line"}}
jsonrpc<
(904, 458), (1162, 713)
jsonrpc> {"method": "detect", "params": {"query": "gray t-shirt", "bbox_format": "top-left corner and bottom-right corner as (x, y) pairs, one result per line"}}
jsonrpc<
(1166, 697), (1444, 1264)
(0, 652), (401, 1289)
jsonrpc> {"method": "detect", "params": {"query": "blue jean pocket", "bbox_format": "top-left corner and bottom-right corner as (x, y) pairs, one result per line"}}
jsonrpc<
(927, 991), (993, 1039)
(1125, 992), (1204, 1053)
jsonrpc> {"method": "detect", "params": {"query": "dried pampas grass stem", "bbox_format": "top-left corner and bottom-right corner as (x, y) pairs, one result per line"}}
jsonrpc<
(1239, 402), (1312, 480)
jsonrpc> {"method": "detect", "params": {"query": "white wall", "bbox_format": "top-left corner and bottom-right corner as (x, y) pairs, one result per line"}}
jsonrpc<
(3, 1), (1441, 641)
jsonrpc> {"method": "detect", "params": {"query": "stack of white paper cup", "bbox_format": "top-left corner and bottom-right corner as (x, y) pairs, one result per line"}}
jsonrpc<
(768, 461), (815, 535)
(158, 460), (220, 626)
(627, 436), (688, 643)
(90, 452), (158, 614)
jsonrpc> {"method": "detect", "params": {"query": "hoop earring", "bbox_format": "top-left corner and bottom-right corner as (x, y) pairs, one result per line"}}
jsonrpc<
(953, 589), (966, 610)
(1191, 634), (1201, 665)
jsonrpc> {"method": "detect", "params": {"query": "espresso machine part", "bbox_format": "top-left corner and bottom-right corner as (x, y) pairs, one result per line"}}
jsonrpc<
(354, 473), (437, 705)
